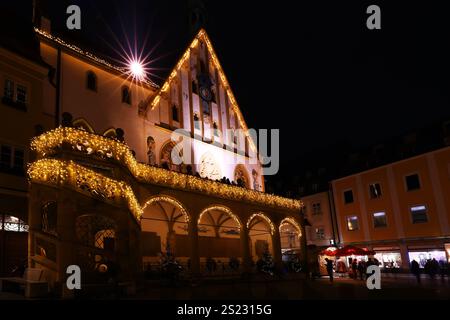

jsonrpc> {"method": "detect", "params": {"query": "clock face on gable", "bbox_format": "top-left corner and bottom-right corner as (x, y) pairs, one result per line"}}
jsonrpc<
(199, 86), (212, 102)
(199, 152), (221, 180)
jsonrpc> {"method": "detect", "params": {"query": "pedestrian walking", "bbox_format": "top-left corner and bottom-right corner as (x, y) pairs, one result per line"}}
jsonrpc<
(325, 258), (334, 282)
(411, 259), (421, 284)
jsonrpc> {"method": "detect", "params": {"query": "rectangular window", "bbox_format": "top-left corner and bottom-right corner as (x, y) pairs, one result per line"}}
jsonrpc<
(312, 202), (322, 215)
(344, 190), (354, 204)
(315, 227), (325, 240)
(13, 148), (24, 172)
(4, 79), (14, 99)
(410, 205), (428, 224)
(16, 84), (27, 104)
(405, 174), (421, 191)
(369, 183), (382, 199)
(0, 145), (12, 168)
(373, 211), (387, 228)
(346, 216), (359, 231)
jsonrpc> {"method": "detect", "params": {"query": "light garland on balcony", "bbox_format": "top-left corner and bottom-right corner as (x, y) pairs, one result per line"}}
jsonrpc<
(148, 29), (257, 153)
(279, 217), (302, 238)
(34, 28), (158, 89)
(198, 205), (242, 229)
(247, 213), (275, 236)
(30, 127), (302, 211)
(28, 158), (142, 221)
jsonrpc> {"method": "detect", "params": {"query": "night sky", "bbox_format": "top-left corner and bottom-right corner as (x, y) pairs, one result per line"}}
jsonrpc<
(4, 0), (450, 177)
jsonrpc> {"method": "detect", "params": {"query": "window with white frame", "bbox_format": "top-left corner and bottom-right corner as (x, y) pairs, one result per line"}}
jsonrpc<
(315, 227), (325, 240)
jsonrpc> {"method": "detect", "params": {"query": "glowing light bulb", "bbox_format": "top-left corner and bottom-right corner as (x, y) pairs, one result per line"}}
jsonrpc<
(130, 60), (145, 80)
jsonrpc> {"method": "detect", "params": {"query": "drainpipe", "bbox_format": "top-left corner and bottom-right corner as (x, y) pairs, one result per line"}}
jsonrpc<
(328, 183), (340, 245)
(55, 48), (61, 127)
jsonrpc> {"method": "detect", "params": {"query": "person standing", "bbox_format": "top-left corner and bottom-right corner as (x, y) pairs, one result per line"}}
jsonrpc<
(351, 259), (358, 280)
(325, 258), (334, 282)
(411, 259), (421, 283)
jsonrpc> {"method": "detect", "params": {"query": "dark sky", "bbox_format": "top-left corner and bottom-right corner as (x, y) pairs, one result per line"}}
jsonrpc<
(5, 0), (450, 175)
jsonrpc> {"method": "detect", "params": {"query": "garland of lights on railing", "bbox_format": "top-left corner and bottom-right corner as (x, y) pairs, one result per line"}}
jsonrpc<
(30, 127), (302, 211)
(28, 159), (142, 221)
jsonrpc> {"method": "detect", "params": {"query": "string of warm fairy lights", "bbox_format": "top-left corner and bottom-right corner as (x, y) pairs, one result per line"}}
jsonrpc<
(246, 213), (276, 236)
(28, 158), (143, 221)
(34, 28), (159, 88)
(198, 205), (242, 229)
(30, 127), (303, 211)
(148, 29), (258, 153)
(279, 217), (302, 238)
(142, 195), (190, 223)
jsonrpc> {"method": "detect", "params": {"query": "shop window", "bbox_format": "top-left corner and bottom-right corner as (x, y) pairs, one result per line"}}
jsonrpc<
(369, 183), (382, 199)
(344, 190), (354, 204)
(410, 205), (428, 224)
(346, 216), (359, 231)
(405, 174), (420, 191)
(373, 211), (387, 228)
(86, 71), (97, 91)
(312, 202), (322, 215)
(121, 86), (131, 104)
(408, 251), (447, 268)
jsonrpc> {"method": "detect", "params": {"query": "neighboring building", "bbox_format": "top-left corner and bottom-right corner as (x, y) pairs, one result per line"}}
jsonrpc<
(302, 191), (336, 248)
(331, 146), (450, 271)
(0, 13), (53, 275)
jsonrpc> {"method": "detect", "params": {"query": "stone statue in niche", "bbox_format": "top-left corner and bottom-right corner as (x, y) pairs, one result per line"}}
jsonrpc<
(147, 136), (156, 166)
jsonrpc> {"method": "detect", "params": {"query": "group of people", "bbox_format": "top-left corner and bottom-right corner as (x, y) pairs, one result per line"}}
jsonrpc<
(324, 257), (380, 282)
(410, 258), (449, 283)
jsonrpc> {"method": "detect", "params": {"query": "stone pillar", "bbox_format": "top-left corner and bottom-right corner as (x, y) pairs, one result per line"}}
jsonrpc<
(188, 218), (200, 276)
(399, 241), (410, 272)
(240, 225), (252, 273)
(298, 213), (308, 273)
(272, 227), (283, 270)
(56, 192), (77, 299)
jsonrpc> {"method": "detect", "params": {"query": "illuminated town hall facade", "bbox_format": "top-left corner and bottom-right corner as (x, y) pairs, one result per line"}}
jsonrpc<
(20, 25), (304, 295)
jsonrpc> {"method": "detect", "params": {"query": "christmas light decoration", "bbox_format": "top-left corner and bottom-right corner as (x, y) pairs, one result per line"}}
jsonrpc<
(148, 29), (258, 153)
(279, 217), (302, 237)
(198, 205), (242, 229)
(247, 213), (275, 235)
(142, 196), (190, 223)
(30, 127), (302, 211)
(28, 158), (142, 221)
(34, 27), (158, 88)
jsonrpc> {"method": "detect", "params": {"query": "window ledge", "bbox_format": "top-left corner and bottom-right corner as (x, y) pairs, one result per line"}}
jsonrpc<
(1, 96), (27, 111)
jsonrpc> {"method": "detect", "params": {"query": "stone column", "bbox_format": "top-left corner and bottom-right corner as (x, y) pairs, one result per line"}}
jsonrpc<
(240, 225), (252, 273)
(271, 226), (283, 269)
(56, 192), (77, 299)
(188, 218), (200, 276)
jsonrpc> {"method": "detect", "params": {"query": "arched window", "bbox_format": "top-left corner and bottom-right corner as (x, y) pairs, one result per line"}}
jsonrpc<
(122, 86), (131, 105)
(234, 164), (250, 188)
(86, 71), (97, 91)
(172, 105), (179, 122)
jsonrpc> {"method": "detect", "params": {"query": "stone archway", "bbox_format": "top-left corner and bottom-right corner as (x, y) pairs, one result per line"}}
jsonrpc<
(279, 217), (302, 254)
(246, 213), (275, 264)
(197, 205), (242, 274)
(141, 196), (190, 269)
